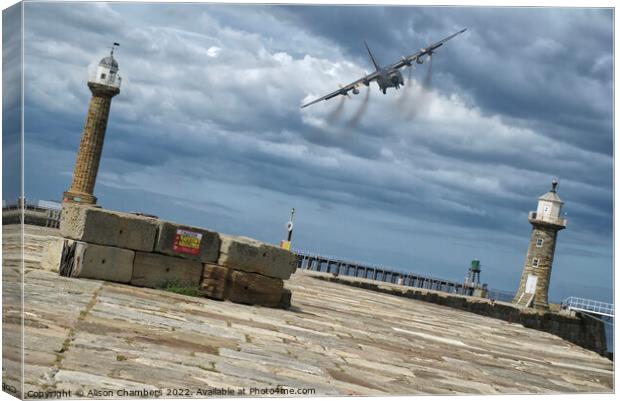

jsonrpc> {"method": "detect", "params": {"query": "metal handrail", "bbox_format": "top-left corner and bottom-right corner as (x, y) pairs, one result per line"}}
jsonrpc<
(561, 297), (614, 318)
(528, 211), (567, 226)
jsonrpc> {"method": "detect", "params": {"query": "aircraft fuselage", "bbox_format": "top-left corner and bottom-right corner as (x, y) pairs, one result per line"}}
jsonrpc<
(375, 68), (404, 94)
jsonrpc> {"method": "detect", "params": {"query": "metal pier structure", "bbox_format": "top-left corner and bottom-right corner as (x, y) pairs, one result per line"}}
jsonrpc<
(294, 251), (487, 296)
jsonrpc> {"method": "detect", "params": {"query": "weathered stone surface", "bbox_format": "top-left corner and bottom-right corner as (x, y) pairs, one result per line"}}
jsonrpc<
(226, 270), (284, 307)
(218, 235), (297, 279)
(70, 241), (134, 283)
(199, 264), (289, 308)
(279, 288), (292, 309)
(10, 227), (615, 396)
(17, 267), (613, 396)
(60, 203), (158, 251)
(131, 252), (203, 289)
(40, 237), (65, 272)
(309, 271), (609, 355)
(3, 225), (64, 271)
(154, 221), (220, 263)
(199, 263), (230, 300)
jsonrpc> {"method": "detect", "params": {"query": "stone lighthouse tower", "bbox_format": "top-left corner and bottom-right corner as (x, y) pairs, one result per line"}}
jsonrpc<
(513, 180), (567, 309)
(63, 44), (121, 205)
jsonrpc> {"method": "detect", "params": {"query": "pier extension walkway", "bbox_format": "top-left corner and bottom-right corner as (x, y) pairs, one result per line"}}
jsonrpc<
(295, 251), (486, 296)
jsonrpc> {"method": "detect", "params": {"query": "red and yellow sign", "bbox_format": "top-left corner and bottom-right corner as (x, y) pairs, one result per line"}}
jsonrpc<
(173, 229), (202, 255)
(280, 240), (291, 250)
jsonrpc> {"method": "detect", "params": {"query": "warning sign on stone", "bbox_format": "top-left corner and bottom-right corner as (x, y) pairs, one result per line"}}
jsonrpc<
(173, 229), (202, 255)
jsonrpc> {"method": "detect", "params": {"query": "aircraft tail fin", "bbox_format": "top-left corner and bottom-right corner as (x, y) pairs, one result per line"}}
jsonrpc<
(364, 40), (380, 71)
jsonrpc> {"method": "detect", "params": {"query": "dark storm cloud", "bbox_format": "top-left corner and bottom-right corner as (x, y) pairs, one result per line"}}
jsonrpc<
(281, 6), (613, 155)
(19, 2), (612, 298)
(3, 3), (22, 200)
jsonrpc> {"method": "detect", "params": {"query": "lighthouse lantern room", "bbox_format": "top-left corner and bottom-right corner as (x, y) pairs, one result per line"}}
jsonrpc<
(91, 43), (121, 88)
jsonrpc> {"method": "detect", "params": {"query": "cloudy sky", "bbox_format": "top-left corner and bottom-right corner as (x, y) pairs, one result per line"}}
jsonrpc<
(6, 2), (613, 301)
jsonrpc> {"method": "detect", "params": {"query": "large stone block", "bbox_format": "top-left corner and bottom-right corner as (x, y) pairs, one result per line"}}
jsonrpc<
(218, 235), (297, 280)
(154, 221), (220, 263)
(62, 241), (134, 283)
(199, 263), (230, 300)
(60, 203), (158, 251)
(225, 270), (284, 307)
(131, 252), (203, 289)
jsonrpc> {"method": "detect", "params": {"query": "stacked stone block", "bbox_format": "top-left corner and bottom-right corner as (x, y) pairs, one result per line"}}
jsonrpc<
(70, 241), (135, 283)
(131, 252), (203, 288)
(58, 203), (295, 308)
(60, 203), (158, 251)
(199, 235), (298, 308)
(203, 237), (297, 308)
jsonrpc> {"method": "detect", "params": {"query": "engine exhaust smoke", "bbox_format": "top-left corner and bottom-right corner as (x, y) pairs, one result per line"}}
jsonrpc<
(326, 96), (346, 122)
(346, 87), (371, 128)
(394, 59), (435, 121)
(397, 66), (414, 108)
(423, 54), (433, 90)
(409, 85), (432, 121)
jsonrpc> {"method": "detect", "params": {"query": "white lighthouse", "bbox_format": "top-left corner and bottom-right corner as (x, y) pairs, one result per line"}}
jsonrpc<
(513, 179), (567, 309)
(92, 44), (122, 88)
(63, 43), (122, 205)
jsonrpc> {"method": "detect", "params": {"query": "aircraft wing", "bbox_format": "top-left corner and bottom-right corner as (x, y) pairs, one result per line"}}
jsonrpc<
(300, 71), (379, 109)
(388, 28), (467, 70)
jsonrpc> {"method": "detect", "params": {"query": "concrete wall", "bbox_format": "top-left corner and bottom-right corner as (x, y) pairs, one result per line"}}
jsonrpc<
(58, 204), (296, 308)
(309, 272), (608, 356)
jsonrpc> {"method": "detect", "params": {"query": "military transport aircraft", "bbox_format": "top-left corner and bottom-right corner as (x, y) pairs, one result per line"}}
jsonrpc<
(300, 28), (467, 109)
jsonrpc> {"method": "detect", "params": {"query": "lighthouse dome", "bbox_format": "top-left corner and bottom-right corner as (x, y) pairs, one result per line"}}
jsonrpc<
(99, 55), (118, 70)
(91, 50), (121, 89)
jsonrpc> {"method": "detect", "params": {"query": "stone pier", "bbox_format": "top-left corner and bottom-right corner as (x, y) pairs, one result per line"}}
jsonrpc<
(2, 225), (613, 397)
